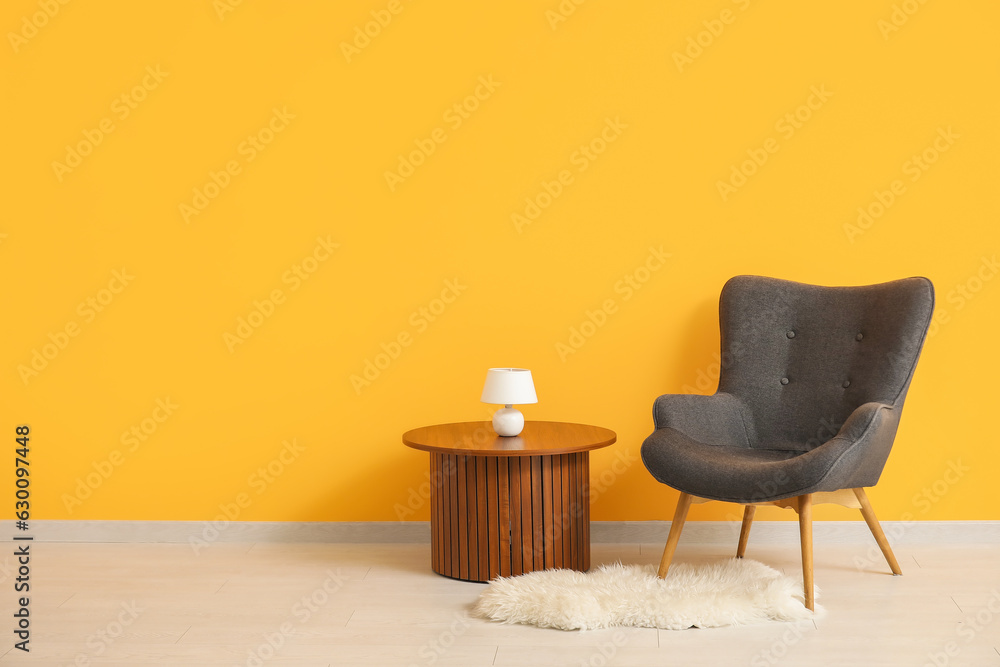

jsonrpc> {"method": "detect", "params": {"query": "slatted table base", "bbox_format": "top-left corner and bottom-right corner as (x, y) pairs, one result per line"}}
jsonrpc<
(429, 451), (590, 582)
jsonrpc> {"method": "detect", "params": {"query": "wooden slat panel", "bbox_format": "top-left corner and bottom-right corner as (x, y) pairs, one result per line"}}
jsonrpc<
(569, 451), (579, 571)
(509, 456), (523, 576)
(531, 456), (544, 571)
(487, 457), (499, 580)
(439, 453), (448, 575)
(449, 454), (460, 578)
(542, 455), (554, 569)
(561, 452), (572, 568)
(456, 455), (469, 581)
(570, 454), (583, 570)
(498, 457), (511, 578)
(520, 456), (533, 573)
(430, 453), (439, 574)
(476, 457), (489, 579)
(440, 454), (449, 578)
(442, 455), (452, 577)
(428, 451), (594, 578)
(465, 455), (479, 582)
(445, 454), (459, 577)
(551, 454), (564, 569)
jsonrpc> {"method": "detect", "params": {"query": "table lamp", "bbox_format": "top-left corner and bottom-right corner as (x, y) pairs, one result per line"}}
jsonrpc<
(480, 368), (537, 436)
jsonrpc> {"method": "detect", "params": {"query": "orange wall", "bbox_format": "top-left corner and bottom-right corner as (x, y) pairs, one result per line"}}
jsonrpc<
(3, 1), (998, 523)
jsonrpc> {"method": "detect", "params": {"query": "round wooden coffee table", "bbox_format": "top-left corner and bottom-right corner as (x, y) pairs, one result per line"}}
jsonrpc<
(402, 421), (616, 582)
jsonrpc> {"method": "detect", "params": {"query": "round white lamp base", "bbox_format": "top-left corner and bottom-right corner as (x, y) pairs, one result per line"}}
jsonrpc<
(492, 406), (524, 437)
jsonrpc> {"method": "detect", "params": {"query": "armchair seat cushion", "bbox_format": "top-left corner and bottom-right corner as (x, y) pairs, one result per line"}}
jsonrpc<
(641, 427), (851, 504)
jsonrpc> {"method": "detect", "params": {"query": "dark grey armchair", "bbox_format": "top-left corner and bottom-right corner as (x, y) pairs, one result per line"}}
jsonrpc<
(641, 275), (934, 611)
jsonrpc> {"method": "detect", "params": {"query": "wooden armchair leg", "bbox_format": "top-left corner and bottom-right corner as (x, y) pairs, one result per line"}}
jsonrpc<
(737, 505), (755, 558)
(853, 487), (902, 575)
(657, 492), (692, 578)
(798, 494), (815, 612)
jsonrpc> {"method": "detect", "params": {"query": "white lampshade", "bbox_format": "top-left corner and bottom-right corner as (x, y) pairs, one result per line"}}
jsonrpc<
(480, 368), (538, 406)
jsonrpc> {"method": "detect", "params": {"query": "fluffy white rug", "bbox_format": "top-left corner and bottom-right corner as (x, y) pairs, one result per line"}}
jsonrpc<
(474, 559), (821, 631)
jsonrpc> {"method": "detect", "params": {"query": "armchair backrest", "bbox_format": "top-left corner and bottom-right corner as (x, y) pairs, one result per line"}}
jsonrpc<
(717, 276), (935, 451)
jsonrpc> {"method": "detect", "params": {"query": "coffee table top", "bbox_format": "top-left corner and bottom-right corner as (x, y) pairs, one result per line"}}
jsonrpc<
(402, 421), (616, 457)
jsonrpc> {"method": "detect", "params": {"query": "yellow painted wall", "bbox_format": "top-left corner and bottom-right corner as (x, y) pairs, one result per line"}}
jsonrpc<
(3, 1), (997, 524)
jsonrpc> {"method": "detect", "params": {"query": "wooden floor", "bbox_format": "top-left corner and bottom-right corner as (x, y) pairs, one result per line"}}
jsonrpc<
(1, 540), (999, 666)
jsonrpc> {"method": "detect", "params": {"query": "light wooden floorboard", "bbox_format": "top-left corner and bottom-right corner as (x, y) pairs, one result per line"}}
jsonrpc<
(0, 540), (997, 665)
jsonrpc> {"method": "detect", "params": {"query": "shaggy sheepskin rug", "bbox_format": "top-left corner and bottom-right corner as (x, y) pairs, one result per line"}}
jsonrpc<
(474, 559), (820, 631)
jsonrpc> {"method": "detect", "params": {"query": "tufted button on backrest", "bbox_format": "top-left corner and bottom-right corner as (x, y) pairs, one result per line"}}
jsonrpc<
(716, 276), (934, 451)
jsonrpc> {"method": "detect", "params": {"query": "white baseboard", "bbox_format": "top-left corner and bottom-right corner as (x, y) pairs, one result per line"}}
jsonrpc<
(592, 520), (1000, 544)
(21, 520), (1000, 544)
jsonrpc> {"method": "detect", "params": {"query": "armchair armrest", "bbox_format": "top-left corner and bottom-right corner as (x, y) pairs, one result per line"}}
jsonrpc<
(651, 392), (752, 449)
(831, 401), (894, 443)
(799, 401), (901, 490)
